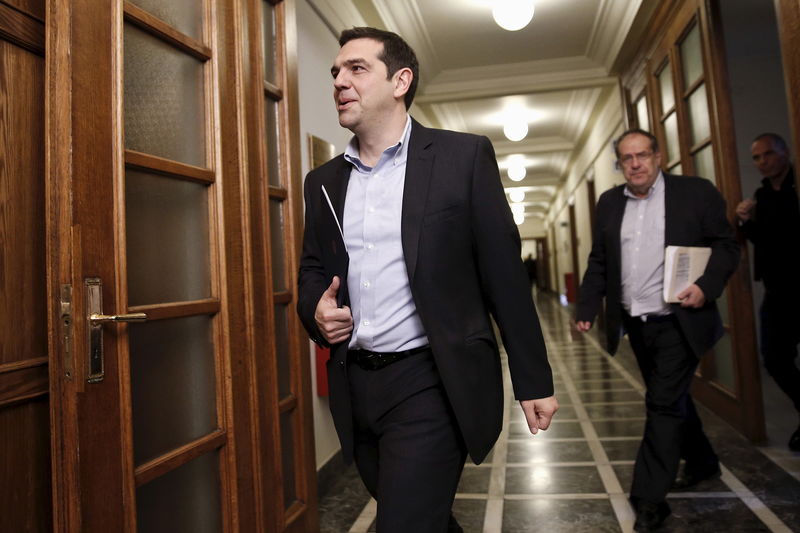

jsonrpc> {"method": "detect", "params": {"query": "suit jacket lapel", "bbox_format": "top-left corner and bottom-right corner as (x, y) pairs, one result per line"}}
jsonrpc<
(401, 119), (435, 284)
(609, 186), (627, 273)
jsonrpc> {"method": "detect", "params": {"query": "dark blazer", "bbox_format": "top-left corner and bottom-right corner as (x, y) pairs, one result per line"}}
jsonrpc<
(298, 119), (553, 464)
(576, 174), (739, 357)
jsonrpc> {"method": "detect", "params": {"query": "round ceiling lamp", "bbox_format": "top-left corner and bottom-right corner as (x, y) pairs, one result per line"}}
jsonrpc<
(493, 0), (535, 32)
(508, 164), (526, 182)
(509, 189), (525, 203)
(503, 118), (529, 142)
(513, 212), (526, 226)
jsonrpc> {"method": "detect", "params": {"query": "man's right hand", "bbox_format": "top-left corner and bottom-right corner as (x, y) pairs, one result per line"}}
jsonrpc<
(314, 276), (353, 344)
(736, 198), (755, 221)
(574, 320), (592, 333)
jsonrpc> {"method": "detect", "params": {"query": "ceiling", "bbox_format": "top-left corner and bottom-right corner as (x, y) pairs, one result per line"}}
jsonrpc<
(308, 0), (655, 227)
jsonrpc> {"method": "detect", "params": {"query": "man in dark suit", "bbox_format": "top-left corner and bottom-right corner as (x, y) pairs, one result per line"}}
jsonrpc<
(575, 129), (739, 531)
(297, 27), (557, 532)
(736, 133), (800, 451)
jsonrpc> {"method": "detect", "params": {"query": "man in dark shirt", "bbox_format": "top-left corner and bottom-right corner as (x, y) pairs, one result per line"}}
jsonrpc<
(736, 132), (800, 451)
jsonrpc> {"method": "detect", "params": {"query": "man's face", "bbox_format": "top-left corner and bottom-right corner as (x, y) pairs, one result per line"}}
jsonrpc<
(751, 138), (789, 179)
(331, 38), (397, 134)
(617, 133), (662, 195)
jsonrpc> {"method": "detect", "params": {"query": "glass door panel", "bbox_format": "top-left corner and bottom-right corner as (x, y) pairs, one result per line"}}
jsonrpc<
(687, 84), (710, 145)
(693, 144), (716, 184)
(663, 113), (680, 163)
(123, 24), (206, 167)
(275, 304), (292, 398)
(270, 198), (287, 291)
(635, 95), (649, 130)
(658, 62), (675, 112)
(125, 169), (211, 306)
(127, 0), (203, 39)
(136, 452), (222, 533)
(262, 1), (278, 85)
(129, 316), (217, 465)
(680, 24), (703, 87)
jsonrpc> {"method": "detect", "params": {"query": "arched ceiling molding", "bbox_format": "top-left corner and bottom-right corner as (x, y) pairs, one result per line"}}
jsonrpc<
(306, 0), (367, 36)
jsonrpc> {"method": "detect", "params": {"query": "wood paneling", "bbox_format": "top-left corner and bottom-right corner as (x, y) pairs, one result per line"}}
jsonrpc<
(0, 398), (52, 532)
(0, 1), (44, 54)
(1, 0), (44, 23)
(0, 38), (45, 366)
(0, 359), (48, 407)
(776, 0), (800, 174)
(0, 10), (51, 531)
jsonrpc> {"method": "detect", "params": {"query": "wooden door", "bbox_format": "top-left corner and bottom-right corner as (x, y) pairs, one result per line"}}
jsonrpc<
(45, 0), (317, 530)
(0, 1), (51, 531)
(621, 0), (764, 441)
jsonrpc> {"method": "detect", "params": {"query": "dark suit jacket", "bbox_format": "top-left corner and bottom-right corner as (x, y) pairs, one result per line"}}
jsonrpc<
(576, 174), (739, 357)
(297, 119), (553, 464)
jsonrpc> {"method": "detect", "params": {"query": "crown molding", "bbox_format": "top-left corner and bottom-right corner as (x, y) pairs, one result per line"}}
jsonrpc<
(585, 0), (643, 71)
(371, 0), (442, 85)
(306, 0), (367, 36)
(417, 57), (614, 104)
(429, 102), (468, 133)
(562, 88), (602, 140)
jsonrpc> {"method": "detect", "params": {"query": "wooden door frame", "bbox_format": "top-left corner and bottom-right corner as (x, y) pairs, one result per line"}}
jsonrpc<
(775, 0), (800, 198)
(618, 0), (764, 442)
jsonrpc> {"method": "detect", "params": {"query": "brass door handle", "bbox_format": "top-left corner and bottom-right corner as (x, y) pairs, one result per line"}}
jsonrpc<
(85, 278), (148, 383)
(89, 312), (147, 325)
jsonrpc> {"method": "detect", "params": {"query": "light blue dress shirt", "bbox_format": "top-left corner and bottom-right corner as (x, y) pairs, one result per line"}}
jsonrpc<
(620, 172), (672, 319)
(342, 116), (428, 351)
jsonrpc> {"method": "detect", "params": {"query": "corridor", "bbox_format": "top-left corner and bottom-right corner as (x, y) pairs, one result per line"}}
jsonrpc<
(318, 292), (800, 532)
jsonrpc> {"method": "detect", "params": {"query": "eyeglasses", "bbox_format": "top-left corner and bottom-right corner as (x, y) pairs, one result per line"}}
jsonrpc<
(618, 150), (654, 168)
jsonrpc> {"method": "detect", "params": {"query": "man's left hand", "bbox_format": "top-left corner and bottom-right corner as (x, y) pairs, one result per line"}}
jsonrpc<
(676, 283), (706, 308)
(520, 396), (559, 435)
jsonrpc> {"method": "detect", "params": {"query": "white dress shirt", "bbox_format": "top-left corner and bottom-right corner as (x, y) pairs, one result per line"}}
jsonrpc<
(342, 116), (428, 351)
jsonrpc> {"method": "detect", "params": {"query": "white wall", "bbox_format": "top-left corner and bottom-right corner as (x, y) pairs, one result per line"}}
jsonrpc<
(544, 88), (624, 297)
(296, 0), (354, 470)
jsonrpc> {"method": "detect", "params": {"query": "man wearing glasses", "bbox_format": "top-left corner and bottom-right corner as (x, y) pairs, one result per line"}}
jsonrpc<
(574, 129), (739, 531)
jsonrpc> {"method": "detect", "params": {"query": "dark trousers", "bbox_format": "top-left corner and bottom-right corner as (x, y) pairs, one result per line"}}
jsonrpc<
(760, 291), (800, 413)
(348, 350), (467, 533)
(623, 314), (718, 505)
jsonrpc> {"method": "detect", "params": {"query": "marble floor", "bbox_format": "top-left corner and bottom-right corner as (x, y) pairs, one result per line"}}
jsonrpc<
(318, 292), (800, 532)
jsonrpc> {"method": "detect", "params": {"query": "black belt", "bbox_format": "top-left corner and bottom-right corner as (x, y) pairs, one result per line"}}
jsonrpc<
(348, 345), (431, 371)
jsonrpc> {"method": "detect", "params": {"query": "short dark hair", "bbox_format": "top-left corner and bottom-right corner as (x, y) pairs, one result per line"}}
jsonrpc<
(339, 27), (419, 110)
(753, 132), (789, 154)
(614, 128), (660, 159)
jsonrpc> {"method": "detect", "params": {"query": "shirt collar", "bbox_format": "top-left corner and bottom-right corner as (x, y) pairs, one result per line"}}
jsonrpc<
(624, 171), (664, 199)
(343, 115), (412, 171)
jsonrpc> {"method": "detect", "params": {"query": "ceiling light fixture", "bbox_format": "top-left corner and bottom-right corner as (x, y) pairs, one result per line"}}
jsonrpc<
(503, 118), (528, 142)
(509, 189), (525, 203)
(493, 0), (535, 32)
(513, 212), (526, 225)
(508, 165), (526, 182)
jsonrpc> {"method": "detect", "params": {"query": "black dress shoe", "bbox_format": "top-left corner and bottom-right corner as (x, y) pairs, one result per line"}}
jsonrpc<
(633, 501), (671, 532)
(789, 425), (800, 452)
(672, 464), (721, 490)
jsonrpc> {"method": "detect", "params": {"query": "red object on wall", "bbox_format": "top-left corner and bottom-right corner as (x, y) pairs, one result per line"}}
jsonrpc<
(315, 345), (330, 396)
(564, 272), (576, 303)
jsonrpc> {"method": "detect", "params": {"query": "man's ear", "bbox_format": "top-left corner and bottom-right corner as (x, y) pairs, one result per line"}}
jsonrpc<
(393, 67), (413, 100)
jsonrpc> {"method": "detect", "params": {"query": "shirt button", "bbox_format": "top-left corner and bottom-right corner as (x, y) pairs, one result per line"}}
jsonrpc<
(374, 173), (381, 179)
(363, 281), (371, 288)
(368, 206), (375, 213)
(366, 243), (374, 250)
(363, 320), (370, 326)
